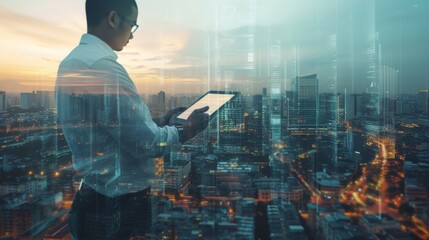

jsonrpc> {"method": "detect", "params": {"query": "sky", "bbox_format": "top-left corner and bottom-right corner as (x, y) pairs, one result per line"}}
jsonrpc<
(0, 0), (428, 95)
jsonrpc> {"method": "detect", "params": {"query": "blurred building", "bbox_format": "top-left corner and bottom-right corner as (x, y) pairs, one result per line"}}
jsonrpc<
(311, 172), (341, 200)
(416, 90), (429, 114)
(267, 203), (307, 240)
(164, 160), (191, 191)
(269, 40), (282, 143)
(158, 91), (166, 113)
(0, 91), (5, 112)
(20, 92), (37, 109)
(216, 95), (245, 154)
(288, 74), (319, 134)
(255, 178), (304, 203)
(0, 193), (63, 238)
(216, 159), (253, 197)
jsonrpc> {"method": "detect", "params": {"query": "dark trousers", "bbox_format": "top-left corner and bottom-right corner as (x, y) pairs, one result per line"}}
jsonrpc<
(68, 183), (151, 240)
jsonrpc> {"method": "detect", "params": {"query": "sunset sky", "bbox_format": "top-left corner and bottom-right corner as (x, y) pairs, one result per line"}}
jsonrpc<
(0, 0), (205, 94)
(0, 0), (428, 95)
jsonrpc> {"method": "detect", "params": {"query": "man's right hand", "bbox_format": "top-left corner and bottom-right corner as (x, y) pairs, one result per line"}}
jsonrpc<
(179, 106), (209, 143)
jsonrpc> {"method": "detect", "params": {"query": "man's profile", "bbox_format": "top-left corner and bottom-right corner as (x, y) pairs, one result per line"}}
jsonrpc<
(55, 0), (208, 239)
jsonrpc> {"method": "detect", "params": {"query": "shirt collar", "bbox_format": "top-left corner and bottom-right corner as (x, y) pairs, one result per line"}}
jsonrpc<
(79, 33), (118, 60)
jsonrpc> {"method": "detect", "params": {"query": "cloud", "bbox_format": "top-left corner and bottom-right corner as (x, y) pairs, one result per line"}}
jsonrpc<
(118, 52), (140, 56)
(0, 6), (80, 47)
(41, 57), (60, 63)
(144, 56), (164, 62)
(19, 81), (55, 87)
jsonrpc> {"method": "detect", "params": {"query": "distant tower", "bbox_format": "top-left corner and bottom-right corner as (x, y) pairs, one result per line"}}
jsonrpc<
(269, 40), (282, 143)
(217, 95), (244, 153)
(0, 91), (5, 111)
(351, 0), (380, 132)
(289, 74), (319, 133)
(262, 88), (270, 156)
(20, 92), (38, 109)
(158, 91), (166, 113)
(416, 90), (429, 115)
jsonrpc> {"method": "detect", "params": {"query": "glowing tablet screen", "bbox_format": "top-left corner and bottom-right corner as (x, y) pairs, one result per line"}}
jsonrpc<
(177, 93), (236, 121)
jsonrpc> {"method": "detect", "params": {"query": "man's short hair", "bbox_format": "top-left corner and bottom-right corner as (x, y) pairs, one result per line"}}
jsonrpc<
(86, 0), (137, 28)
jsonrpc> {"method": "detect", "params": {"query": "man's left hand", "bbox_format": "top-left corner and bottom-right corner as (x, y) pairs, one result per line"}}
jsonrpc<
(153, 107), (187, 126)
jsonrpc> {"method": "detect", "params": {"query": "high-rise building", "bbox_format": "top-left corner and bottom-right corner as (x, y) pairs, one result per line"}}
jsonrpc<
(262, 88), (270, 156)
(244, 106), (263, 156)
(352, 0), (381, 133)
(6, 94), (20, 108)
(36, 91), (55, 110)
(269, 40), (282, 143)
(416, 90), (429, 114)
(164, 160), (191, 190)
(20, 92), (37, 109)
(319, 93), (347, 167)
(0, 91), (5, 111)
(396, 94), (416, 114)
(158, 91), (166, 113)
(216, 159), (253, 197)
(216, 95), (244, 153)
(288, 74), (319, 133)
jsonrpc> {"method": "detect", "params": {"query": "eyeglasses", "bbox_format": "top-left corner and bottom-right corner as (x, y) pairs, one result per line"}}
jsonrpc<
(119, 15), (139, 34)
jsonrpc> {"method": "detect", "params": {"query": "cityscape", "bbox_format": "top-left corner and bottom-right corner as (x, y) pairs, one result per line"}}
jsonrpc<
(0, 86), (428, 239)
(1, 0), (429, 239)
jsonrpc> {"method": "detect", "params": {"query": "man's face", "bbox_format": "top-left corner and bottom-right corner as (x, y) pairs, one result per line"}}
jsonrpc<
(112, 6), (138, 51)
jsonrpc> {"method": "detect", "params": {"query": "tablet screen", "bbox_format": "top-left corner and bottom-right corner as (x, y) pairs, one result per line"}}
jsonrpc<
(176, 92), (236, 120)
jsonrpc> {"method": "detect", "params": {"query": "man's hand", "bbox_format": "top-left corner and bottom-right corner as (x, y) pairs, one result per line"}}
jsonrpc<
(153, 107), (187, 127)
(180, 106), (209, 143)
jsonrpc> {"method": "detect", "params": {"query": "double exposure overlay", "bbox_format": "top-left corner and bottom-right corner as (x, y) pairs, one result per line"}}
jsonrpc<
(1, 0), (429, 239)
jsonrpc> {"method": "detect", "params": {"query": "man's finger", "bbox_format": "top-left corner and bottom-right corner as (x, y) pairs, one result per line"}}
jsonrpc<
(194, 106), (209, 113)
(176, 107), (187, 112)
(169, 107), (186, 114)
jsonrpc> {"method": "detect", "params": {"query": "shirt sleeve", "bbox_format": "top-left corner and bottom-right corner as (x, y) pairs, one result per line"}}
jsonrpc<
(90, 57), (181, 159)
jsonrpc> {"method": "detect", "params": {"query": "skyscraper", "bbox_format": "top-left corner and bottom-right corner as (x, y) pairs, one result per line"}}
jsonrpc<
(352, 0), (381, 133)
(262, 88), (270, 156)
(416, 90), (429, 114)
(289, 74), (319, 133)
(36, 91), (55, 110)
(217, 95), (244, 153)
(269, 40), (282, 143)
(158, 91), (166, 113)
(20, 92), (37, 109)
(0, 91), (5, 111)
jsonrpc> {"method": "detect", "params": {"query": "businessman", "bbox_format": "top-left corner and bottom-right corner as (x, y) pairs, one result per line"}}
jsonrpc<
(55, 0), (208, 239)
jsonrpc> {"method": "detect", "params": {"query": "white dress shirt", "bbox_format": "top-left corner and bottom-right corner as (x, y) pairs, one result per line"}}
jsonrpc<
(56, 34), (180, 197)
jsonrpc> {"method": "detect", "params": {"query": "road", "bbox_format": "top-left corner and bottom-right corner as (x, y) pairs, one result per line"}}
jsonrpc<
(340, 136), (429, 239)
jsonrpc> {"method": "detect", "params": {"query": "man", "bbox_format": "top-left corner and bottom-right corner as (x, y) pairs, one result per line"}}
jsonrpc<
(55, 0), (209, 239)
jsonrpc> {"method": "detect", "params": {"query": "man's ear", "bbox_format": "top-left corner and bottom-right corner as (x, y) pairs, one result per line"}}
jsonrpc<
(106, 10), (118, 29)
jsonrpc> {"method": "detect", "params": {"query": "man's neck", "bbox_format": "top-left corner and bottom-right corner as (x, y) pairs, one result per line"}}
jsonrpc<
(87, 29), (114, 50)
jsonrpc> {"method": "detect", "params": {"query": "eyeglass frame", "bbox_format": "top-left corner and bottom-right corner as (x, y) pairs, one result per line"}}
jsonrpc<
(119, 15), (139, 34)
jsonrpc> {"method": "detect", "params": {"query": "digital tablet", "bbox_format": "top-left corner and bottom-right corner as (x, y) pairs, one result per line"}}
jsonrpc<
(174, 91), (240, 124)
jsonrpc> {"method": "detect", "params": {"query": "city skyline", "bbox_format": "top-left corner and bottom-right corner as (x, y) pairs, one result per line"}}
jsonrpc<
(1, 85), (429, 238)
